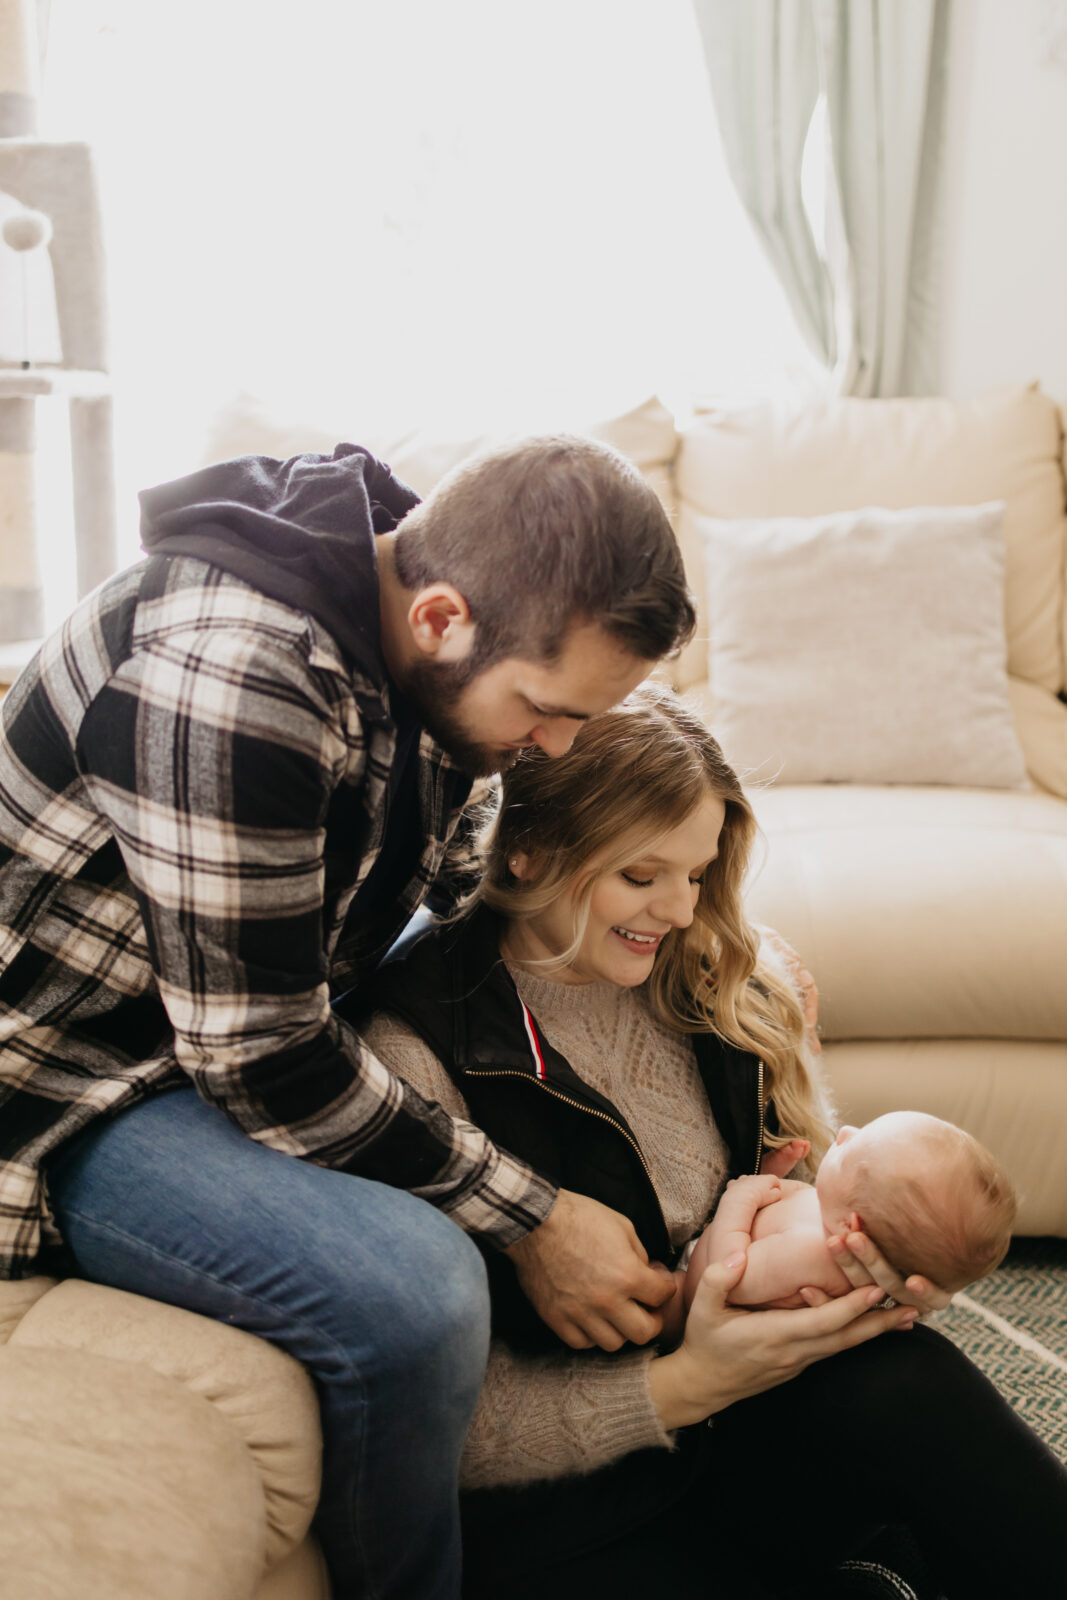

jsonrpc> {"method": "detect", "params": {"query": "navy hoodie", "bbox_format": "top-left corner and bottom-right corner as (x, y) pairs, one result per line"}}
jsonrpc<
(138, 442), (421, 694)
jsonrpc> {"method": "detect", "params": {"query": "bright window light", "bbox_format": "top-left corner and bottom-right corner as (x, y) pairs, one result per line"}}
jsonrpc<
(39, 0), (824, 568)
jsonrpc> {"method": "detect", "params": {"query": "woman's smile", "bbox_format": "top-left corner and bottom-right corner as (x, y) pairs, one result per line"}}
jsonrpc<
(507, 794), (726, 986)
(610, 925), (664, 950)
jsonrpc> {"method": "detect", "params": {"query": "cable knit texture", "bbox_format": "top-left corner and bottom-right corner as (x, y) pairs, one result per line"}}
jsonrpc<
(362, 971), (730, 1489)
(508, 969), (729, 1249)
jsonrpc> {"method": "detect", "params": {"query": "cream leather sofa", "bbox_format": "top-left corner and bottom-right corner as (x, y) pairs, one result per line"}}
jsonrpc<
(2, 381), (1065, 1597)
(0, 1275), (330, 1599)
(670, 382), (1067, 1238)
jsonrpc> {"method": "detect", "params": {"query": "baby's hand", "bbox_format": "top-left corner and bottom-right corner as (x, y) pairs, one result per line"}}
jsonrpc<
(724, 1173), (783, 1209)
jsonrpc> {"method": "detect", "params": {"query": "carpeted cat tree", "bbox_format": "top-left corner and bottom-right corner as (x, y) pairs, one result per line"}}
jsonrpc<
(0, 0), (116, 659)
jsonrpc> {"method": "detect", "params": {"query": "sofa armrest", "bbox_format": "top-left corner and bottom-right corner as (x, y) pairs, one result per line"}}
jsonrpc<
(9, 1278), (323, 1571)
(0, 1342), (268, 1599)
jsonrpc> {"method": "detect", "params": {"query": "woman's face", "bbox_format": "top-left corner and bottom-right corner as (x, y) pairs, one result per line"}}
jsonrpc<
(509, 793), (727, 986)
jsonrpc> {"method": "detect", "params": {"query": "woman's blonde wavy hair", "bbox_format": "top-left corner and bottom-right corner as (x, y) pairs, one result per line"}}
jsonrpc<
(476, 682), (832, 1164)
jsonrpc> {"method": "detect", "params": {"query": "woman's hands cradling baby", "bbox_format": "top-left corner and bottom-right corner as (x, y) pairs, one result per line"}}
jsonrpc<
(646, 1252), (918, 1431)
(758, 1137), (954, 1317)
(812, 1231), (954, 1318)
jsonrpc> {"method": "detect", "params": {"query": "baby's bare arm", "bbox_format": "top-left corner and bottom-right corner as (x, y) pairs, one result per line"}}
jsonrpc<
(684, 1176), (783, 1312)
(727, 1230), (853, 1308)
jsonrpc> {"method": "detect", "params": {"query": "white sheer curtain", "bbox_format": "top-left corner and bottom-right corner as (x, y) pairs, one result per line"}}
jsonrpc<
(691, 0), (836, 367)
(38, 0), (822, 580)
(692, 0), (950, 397)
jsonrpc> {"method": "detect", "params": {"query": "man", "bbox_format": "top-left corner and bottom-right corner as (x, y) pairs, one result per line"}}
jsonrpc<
(0, 435), (695, 1598)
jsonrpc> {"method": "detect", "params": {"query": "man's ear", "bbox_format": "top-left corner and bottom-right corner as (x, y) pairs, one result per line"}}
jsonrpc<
(407, 584), (476, 662)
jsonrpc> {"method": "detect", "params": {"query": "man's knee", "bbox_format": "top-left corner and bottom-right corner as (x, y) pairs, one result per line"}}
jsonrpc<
(324, 1192), (490, 1385)
(394, 1208), (490, 1380)
(428, 1224), (491, 1401)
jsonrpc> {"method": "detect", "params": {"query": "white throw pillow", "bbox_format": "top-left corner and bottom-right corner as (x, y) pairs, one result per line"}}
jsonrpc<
(697, 503), (1029, 788)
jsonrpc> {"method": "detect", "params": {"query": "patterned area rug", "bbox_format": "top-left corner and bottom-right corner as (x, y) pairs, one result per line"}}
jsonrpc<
(935, 1236), (1067, 1463)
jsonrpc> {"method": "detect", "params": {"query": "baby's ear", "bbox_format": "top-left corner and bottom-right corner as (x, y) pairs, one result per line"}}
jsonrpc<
(849, 1211), (863, 1234)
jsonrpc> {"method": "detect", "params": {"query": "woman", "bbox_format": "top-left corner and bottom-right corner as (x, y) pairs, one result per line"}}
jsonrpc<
(362, 685), (1066, 1599)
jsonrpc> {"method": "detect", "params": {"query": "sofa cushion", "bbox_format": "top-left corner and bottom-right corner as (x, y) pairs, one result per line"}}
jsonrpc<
(1062, 403), (1067, 680)
(0, 1273), (54, 1343)
(742, 783), (1067, 1041)
(675, 383), (1067, 698)
(1009, 676), (1067, 798)
(696, 502), (1027, 788)
(200, 391), (680, 516)
(0, 1344), (266, 1600)
(255, 1539), (332, 1600)
(820, 1039), (1067, 1237)
(11, 1278), (321, 1568)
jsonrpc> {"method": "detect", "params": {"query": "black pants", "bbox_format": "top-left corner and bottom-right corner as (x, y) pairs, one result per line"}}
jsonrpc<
(461, 1325), (1066, 1599)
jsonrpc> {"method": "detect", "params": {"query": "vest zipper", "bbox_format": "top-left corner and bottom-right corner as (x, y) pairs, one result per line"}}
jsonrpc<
(753, 1058), (766, 1174)
(464, 1066), (670, 1238)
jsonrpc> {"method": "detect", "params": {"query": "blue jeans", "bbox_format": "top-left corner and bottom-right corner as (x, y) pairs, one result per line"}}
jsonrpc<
(45, 1087), (491, 1600)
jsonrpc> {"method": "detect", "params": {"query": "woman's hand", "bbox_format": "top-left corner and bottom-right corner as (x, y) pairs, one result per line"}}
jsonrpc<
(757, 926), (821, 1053)
(646, 1249), (917, 1431)
(819, 1228), (954, 1316)
(760, 1137), (811, 1179)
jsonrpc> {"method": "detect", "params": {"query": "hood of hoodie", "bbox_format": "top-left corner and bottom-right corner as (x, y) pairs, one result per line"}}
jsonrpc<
(139, 443), (421, 721)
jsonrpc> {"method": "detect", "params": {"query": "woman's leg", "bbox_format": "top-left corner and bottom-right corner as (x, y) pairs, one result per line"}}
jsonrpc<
(461, 1428), (776, 1600)
(46, 1087), (491, 1600)
(711, 1323), (1067, 1599)
(461, 1324), (1064, 1600)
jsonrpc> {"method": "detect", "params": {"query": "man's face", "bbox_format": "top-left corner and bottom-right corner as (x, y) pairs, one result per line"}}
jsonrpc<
(401, 621), (653, 776)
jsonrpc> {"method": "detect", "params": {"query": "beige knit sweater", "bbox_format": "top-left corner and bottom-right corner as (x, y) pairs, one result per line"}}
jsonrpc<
(362, 966), (731, 1490)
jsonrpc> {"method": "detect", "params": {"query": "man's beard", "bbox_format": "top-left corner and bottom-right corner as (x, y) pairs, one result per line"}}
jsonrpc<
(397, 655), (520, 778)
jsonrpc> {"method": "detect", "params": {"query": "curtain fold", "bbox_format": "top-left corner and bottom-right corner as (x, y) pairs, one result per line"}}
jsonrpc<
(692, 0), (835, 367)
(692, 0), (951, 397)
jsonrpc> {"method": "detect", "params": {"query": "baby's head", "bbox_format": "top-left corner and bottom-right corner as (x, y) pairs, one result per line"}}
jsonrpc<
(815, 1111), (1016, 1291)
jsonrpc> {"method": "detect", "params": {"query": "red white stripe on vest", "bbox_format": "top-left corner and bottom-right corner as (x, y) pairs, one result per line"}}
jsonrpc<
(519, 999), (547, 1080)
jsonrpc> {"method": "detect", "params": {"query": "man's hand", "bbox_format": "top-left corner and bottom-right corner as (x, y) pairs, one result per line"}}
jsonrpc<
(505, 1188), (675, 1350)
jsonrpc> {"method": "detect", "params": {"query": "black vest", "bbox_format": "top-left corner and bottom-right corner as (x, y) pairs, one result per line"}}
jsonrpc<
(373, 905), (777, 1354)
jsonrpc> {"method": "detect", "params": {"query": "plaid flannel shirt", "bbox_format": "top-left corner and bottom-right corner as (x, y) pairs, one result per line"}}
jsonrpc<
(0, 553), (555, 1278)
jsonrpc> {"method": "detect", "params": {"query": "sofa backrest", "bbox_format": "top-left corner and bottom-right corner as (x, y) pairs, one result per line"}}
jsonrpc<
(202, 390), (679, 512)
(202, 382), (1067, 793)
(672, 382), (1067, 701)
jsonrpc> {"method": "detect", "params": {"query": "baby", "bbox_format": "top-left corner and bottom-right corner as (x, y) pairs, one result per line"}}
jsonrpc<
(668, 1110), (1016, 1329)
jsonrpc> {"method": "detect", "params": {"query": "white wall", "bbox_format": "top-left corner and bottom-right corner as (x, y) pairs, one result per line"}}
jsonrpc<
(940, 0), (1067, 401)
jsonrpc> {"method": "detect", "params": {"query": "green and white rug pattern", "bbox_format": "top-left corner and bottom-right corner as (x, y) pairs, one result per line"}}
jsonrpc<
(935, 1238), (1067, 1464)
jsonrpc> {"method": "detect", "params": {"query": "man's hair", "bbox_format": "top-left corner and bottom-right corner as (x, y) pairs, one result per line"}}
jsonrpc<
(393, 433), (696, 667)
(848, 1114), (1017, 1292)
